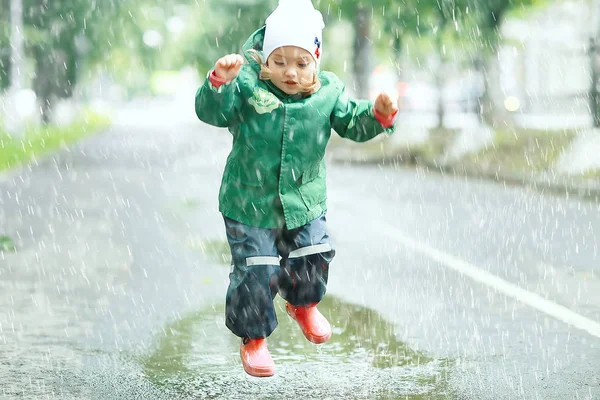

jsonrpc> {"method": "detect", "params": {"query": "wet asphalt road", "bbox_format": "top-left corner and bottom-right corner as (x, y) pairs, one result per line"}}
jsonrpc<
(1, 99), (599, 399)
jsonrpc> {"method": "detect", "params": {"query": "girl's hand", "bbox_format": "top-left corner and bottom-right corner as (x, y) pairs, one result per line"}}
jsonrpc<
(214, 54), (245, 81)
(374, 92), (398, 116)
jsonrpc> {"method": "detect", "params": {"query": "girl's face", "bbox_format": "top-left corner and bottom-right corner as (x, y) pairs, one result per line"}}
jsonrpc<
(266, 46), (316, 95)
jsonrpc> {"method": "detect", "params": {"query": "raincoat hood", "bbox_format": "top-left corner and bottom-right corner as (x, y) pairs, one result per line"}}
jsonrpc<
(242, 26), (267, 73)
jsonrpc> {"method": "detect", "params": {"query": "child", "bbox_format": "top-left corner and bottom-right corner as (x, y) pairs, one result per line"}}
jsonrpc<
(195, 0), (398, 377)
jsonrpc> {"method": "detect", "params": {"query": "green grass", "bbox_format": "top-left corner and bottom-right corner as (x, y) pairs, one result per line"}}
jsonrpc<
(328, 127), (459, 165)
(0, 235), (15, 252)
(465, 128), (578, 173)
(582, 168), (600, 179)
(412, 127), (459, 163)
(331, 125), (583, 178)
(406, 126), (578, 174)
(0, 109), (111, 171)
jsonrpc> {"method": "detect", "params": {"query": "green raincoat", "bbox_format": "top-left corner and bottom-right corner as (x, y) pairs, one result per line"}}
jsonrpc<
(195, 27), (396, 229)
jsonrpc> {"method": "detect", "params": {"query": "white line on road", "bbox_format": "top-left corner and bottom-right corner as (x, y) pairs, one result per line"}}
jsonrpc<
(380, 222), (600, 339)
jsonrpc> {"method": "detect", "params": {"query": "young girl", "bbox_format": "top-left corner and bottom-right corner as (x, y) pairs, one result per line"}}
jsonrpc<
(195, 0), (398, 377)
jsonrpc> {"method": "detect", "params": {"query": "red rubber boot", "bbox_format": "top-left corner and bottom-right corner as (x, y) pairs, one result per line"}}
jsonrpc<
(286, 302), (332, 344)
(239, 338), (275, 377)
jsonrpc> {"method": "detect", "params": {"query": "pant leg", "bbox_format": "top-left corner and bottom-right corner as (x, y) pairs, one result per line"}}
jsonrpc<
(223, 216), (281, 339)
(276, 213), (336, 306)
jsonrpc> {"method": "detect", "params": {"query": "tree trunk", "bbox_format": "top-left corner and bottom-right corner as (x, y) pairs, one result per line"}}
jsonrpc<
(0, 51), (10, 91)
(589, 37), (600, 128)
(32, 43), (73, 124)
(435, 62), (445, 128)
(392, 35), (404, 109)
(8, 0), (24, 92)
(434, 18), (446, 129)
(39, 95), (53, 124)
(393, 35), (402, 81)
(353, 6), (371, 99)
(475, 56), (514, 128)
(473, 57), (487, 123)
(32, 46), (55, 124)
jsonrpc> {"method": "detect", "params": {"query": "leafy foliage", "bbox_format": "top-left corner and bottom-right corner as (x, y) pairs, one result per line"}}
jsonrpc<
(0, 0), (550, 99)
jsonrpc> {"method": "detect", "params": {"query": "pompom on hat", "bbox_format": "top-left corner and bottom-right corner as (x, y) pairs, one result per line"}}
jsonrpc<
(262, 0), (325, 65)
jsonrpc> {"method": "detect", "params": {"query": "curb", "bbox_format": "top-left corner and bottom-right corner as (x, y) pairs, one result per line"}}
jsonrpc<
(420, 160), (600, 201)
(330, 151), (600, 202)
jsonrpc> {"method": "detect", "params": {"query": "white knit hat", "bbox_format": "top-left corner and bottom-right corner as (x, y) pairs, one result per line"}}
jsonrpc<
(262, 0), (325, 65)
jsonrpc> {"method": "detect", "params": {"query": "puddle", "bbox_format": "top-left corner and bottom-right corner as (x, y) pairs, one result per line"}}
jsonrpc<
(140, 296), (455, 399)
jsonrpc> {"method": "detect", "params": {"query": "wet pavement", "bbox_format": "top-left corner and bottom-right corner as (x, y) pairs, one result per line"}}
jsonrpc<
(1, 99), (599, 399)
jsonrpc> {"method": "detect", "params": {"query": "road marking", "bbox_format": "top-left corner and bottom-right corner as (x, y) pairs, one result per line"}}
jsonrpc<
(380, 222), (600, 339)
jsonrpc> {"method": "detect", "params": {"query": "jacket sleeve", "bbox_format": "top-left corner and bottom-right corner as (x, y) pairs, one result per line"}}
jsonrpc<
(195, 71), (242, 128)
(330, 83), (396, 142)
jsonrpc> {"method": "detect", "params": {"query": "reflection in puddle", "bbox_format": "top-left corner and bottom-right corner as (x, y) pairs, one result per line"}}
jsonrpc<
(141, 296), (455, 399)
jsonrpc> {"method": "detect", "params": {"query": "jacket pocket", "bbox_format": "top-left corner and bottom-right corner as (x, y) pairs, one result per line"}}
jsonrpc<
(301, 162), (323, 184)
(298, 162), (326, 209)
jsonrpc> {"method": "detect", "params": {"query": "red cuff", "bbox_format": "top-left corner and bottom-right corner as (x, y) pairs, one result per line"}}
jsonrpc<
(209, 70), (229, 89)
(373, 108), (398, 128)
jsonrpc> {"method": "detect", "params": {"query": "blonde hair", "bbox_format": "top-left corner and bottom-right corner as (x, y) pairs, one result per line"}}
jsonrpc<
(247, 49), (321, 95)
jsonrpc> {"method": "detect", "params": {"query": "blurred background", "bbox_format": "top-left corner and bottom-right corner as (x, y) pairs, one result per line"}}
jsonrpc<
(1, 1), (600, 399)
(1, 0), (600, 178)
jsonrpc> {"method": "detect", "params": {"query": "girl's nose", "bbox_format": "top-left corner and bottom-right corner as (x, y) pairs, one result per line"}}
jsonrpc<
(284, 68), (296, 78)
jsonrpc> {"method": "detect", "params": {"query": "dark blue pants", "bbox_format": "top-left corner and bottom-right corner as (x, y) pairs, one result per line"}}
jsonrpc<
(223, 214), (335, 339)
